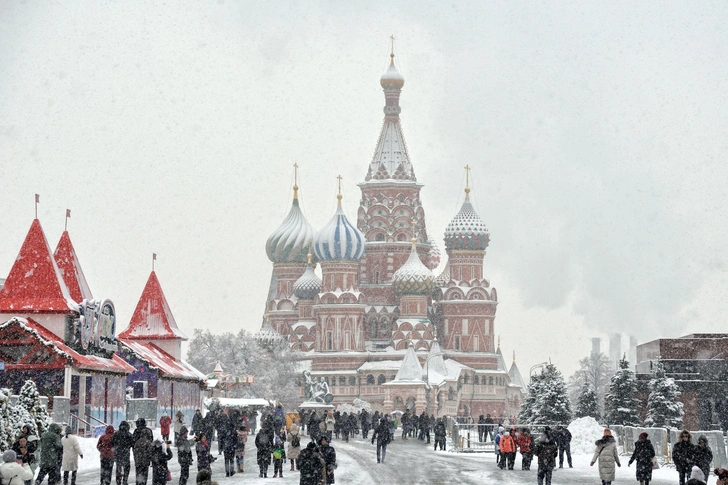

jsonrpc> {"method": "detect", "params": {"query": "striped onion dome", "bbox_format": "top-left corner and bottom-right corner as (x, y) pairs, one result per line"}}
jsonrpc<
(393, 240), (435, 295)
(266, 196), (316, 264)
(293, 261), (321, 300)
(443, 193), (490, 251)
(314, 198), (365, 261)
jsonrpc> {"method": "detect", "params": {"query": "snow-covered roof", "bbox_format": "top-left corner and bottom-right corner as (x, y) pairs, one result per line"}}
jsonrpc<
(54, 231), (92, 303)
(496, 347), (508, 372)
(0, 219), (78, 313)
(358, 360), (403, 371)
(391, 345), (423, 382)
(204, 397), (272, 409)
(118, 271), (187, 341)
(119, 339), (205, 381)
(0, 317), (134, 374)
(508, 359), (527, 392)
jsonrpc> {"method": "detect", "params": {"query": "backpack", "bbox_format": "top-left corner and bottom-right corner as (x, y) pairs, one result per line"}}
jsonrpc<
(291, 434), (300, 448)
(273, 449), (282, 460)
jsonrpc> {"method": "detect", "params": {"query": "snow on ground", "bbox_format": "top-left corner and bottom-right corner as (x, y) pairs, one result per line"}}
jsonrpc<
(69, 428), (715, 485)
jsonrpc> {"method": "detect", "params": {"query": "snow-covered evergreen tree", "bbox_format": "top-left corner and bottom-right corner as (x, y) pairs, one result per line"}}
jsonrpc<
(0, 388), (12, 451)
(18, 380), (49, 435)
(575, 382), (600, 420)
(520, 364), (572, 425)
(605, 356), (641, 426)
(645, 360), (683, 429)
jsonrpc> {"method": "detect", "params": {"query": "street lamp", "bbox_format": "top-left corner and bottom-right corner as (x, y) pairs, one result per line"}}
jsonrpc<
(529, 362), (548, 383)
(424, 352), (446, 415)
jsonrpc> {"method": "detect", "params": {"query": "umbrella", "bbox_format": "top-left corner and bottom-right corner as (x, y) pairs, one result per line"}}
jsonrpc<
(391, 410), (404, 415)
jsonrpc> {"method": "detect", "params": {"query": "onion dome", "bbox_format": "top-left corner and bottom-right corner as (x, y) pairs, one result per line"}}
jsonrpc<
(293, 253), (322, 300)
(380, 54), (405, 90)
(427, 240), (441, 270)
(266, 186), (316, 264)
(254, 318), (284, 347)
(314, 186), (365, 261)
(393, 239), (435, 295)
(444, 191), (490, 251)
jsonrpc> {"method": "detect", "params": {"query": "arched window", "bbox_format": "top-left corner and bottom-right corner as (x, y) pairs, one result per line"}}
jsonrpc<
(349, 376), (357, 386)
(448, 387), (454, 401)
(367, 374), (375, 385)
(489, 376), (494, 385)
(339, 376), (347, 386)
(474, 376), (479, 385)
(376, 234), (385, 241)
(377, 374), (386, 385)
(464, 374), (469, 384)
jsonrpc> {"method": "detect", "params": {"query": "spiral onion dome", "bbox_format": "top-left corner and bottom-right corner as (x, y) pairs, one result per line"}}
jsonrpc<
(427, 240), (441, 270)
(314, 202), (365, 261)
(380, 55), (405, 90)
(266, 198), (317, 263)
(393, 243), (435, 295)
(293, 263), (322, 300)
(443, 195), (490, 251)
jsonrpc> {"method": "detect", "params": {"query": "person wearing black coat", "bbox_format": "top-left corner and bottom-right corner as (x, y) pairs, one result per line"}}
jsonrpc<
(555, 425), (573, 468)
(318, 436), (336, 484)
(150, 441), (173, 485)
(434, 419), (447, 451)
(255, 427), (273, 478)
(371, 418), (392, 464)
(111, 421), (134, 485)
(628, 432), (655, 485)
(693, 435), (713, 482)
(673, 430), (696, 485)
(176, 427), (193, 485)
(298, 442), (324, 485)
(360, 410), (370, 439)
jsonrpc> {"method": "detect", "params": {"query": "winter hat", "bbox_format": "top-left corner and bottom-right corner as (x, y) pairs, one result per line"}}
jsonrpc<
(715, 468), (728, 480)
(504, 431), (510, 436)
(498, 427), (504, 432)
(691, 466), (706, 481)
(639, 432), (649, 440)
(196, 470), (211, 484)
(603, 428), (612, 437)
(2, 450), (17, 463)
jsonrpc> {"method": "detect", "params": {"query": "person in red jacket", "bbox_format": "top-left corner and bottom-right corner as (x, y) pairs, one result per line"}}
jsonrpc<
(159, 413), (172, 443)
(498, 429), (517, 470)
(97, 426), (115, 485)
(517, 428), (533, 470)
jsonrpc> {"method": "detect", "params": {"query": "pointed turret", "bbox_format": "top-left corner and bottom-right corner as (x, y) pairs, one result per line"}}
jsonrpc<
(54, 231), (92, 303)
(364, 48), (416, 183)
(0, 219), (76, 314)
(508, 351), (527, 392)
(393, 344), (423, 382)
(496, 336), (507, 371)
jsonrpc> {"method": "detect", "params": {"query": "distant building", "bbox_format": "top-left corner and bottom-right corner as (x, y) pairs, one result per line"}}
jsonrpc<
(635, 334), (728, 430)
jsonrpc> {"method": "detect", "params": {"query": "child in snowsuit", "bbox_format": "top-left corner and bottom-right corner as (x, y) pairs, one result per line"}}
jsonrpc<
(272, 436), (285, 478)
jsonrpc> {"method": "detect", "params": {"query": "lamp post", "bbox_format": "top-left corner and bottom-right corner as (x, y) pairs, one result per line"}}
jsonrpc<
(424, 352), (445, 415)
(529, 362), (548, 383)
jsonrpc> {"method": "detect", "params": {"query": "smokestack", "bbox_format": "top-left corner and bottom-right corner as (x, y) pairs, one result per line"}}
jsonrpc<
(591, 338), (601, 356)
(629, 335), (638, 369)
(609, 333), (622, 370)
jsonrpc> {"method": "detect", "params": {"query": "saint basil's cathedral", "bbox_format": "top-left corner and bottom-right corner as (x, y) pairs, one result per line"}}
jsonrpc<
(257, 51), (525, 419)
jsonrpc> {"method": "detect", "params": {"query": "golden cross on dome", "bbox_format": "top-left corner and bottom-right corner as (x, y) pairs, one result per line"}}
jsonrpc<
(464, 164), (471, 195)
(307, 240), (313, 265)
(390, 35), (395, 58)
(336, 175), (343, 200)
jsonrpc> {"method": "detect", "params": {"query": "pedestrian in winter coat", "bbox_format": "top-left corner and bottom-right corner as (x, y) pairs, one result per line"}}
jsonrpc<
(673, 430), (696, 485)
(37, 423), (63, 485)
(533, 429), (558, 485)
(255, 426), (273, 478)
(173, 412), (185, 444)
(159, 413), (172, 443)
(1, 450), (34, 485)
(133, 427), (154, 485)
(150, 440), (173, 485)
(693, 435), (712, 481)
(319, 436), (337, 484)
(298, 442), (324, 485)
(61, 427), (83, 485)
(499, 430), (517, 470)
(325, 413), (335, 441)
(287, 423), (302, 471)
(714, 467), (728, 485)
(272, 435), (285, 478)
(628, 432), (655, 485)
(111, 421), (134, 485)
(371, 418), (392, 463)
(132, 419), (149, 444)
(434, 419), (447, 451)
(555, 425), (573, 468)
(194, 434), (212, 473)
(97, 425), (115, 485)
(360, 411), (371, 439)
(517, 429), (533, 470)
(494, 426), (505, 464)
(191, 410), (203, 437)
(176, 427), (194, 485)
(234, 427), (246, 473)
(591, 428), (621, 485)
(221, 426), (237, 478)
(11, 435), (35, 485)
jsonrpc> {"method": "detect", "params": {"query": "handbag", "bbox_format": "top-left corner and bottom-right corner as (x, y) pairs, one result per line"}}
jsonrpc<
(651, 457), (659, 470)
(166, 469), (172, 482)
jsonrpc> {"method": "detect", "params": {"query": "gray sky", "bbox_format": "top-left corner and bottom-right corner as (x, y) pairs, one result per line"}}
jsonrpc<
(1, 1), (727, 379)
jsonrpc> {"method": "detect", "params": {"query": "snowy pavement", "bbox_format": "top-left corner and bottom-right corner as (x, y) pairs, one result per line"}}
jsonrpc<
(67, 431), (700, 485)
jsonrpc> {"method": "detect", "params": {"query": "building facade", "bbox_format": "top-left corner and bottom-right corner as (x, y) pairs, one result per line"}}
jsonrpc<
(258, 52), (524, 418)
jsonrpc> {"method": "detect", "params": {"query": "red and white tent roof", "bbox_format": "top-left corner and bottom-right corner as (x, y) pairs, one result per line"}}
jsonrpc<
(54, 231), (93, 303)
(118, 271), (187, 340)
(119, 339), (205, 381)
(0, 219), (77, 313)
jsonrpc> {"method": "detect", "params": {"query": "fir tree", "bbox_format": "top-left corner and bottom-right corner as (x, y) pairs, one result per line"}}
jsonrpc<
(18, 380), (50, 435)
(575, 382), (600, 420)
(0, 388), (11, 451)
(645, 360), (683, 429)
(520, 364), (572, 425)
(605, 356), (641, 426)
